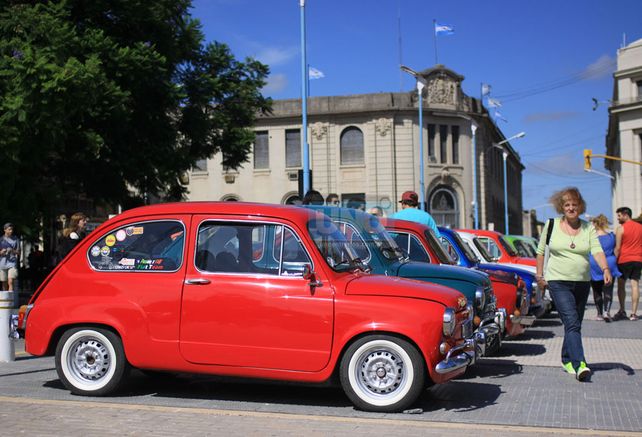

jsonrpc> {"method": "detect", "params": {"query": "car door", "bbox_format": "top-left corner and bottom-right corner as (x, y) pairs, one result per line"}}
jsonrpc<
(179, 216), (334, 372)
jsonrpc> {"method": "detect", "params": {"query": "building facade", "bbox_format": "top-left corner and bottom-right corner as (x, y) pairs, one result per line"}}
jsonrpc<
(606, 38), (642, 220)
(186, 65), (524, 233)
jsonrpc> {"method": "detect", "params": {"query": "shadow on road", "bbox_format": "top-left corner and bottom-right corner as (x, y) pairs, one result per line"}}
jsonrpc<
(41, 368), (503, 414)
(493, 342), (547, 357)
(591, 362), (636, 375)
(422, 380), (502, 412)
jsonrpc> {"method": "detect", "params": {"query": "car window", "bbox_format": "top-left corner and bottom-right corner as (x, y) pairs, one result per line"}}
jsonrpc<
(477, 236), (502, 259)
(196, 221), (311, 276)
(514, 240), (535, 258)
(439, 236), (460, 263)
(88, 221), (184, 272)
(424, 229), (454, 264)
(337, 222), (370, 262)
(499, 236), (519, 257)
(388, 232), (430, 263)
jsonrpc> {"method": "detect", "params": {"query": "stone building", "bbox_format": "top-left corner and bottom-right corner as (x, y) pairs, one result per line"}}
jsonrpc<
(606, 38), (642, 219)
(186, 65), (524, 233)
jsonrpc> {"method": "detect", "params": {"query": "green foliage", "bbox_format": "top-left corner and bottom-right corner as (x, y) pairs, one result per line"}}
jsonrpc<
(0, 0), (271, 231)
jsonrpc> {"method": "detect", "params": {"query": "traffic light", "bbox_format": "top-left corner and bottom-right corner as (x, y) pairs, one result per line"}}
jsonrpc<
(583, 149), (592, 171)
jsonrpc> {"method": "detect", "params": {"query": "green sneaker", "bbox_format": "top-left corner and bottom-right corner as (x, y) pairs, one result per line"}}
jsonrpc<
(576, 361), (591, 381)
(562, 362), (576, 375)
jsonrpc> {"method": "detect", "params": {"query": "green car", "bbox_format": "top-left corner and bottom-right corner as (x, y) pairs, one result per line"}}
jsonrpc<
(504, 235), (538, 259)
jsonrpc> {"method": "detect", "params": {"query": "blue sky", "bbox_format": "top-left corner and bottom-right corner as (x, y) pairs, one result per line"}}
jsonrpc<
(192, 0), (641, 221)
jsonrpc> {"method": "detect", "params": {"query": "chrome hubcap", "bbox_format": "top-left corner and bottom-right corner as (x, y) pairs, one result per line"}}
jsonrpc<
(358, 349), (404, 395)
(69, 338), (111, 382)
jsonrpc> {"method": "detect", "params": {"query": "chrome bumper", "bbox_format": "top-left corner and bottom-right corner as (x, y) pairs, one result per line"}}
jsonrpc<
(494, 308), (507, 334)
(435, 337), (477, 375)
(511, 314), (536, 326)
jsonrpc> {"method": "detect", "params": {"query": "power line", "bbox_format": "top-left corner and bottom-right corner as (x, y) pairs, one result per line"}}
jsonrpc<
(494, 59), (615, 103)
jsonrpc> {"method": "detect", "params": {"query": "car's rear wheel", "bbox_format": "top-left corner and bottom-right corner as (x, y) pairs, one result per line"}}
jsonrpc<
(340, 335), (425, 412)
(55, 327), (129, 396)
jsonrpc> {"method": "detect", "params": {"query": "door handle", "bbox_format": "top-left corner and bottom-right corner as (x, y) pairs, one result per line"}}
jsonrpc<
(184, 278), (211, 285)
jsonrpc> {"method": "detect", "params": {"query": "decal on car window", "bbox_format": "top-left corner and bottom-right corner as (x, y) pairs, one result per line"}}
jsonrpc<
(88, 221), (184, 272)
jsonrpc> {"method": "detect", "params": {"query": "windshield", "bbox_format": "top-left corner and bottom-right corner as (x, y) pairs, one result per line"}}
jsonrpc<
(513, 240), (535, 258)
(424, 229), (454, 264)
(499, 236), (519, 257)
(354, 215), (406, 263)
(451, 232), (480, 263)
(472, 237), (495, 262)
(307, 216), (363, 272)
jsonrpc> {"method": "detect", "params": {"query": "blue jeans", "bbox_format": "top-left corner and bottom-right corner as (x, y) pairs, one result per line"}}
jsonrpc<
(548, 280), (590, 369)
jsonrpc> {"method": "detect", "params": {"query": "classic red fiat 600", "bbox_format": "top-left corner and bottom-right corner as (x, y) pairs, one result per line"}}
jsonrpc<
(23, 202), (477, 412)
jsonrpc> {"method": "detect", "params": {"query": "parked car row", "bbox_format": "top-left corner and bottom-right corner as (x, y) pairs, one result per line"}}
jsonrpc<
(19, 202), (548, 413)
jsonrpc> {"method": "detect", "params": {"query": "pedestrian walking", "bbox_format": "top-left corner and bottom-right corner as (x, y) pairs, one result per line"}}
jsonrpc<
(0, 222), (20, 291)
(589, 214), (621, 322)
(535, 187), (612, 381)
(613, 206), (642, 321)
(58, 212), (88, 259)
(390, 191), (440, 237)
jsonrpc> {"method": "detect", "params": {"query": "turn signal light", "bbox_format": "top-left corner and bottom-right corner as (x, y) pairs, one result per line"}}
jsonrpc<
(439, 342), (452, 355)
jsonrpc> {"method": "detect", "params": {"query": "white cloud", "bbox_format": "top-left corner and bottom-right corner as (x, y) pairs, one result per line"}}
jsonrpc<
(262, 73), (288, 93)
(256, 46), (298, 67)
(581, 54), (615, 80)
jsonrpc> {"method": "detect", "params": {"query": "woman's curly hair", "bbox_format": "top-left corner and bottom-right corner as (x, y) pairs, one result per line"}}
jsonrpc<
(549, 187), (586, 215)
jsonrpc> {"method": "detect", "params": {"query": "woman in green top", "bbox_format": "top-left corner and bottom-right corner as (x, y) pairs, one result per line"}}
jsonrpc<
(535, 187), (612, 382)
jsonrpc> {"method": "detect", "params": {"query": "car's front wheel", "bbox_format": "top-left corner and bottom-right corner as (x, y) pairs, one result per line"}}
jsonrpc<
(55, 327), (129, 396)
(340, 335), (425, 412)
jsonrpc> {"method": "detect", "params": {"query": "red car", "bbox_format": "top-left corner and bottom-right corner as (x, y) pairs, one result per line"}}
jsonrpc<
(381, 218), (526, 339)
(462, 229), (536, 267)
(22, 202), (477, 412)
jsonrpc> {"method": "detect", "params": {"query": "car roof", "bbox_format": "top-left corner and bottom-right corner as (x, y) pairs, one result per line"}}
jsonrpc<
(458, 229), (502, 238)
(102, 202), (323, 230)
(379, 217), (429, 232)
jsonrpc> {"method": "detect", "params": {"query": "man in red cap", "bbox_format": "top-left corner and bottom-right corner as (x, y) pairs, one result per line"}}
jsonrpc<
(391, 191), (441, 237)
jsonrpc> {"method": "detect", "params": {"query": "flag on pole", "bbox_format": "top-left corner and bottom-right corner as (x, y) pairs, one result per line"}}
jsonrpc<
(434, 22), (454, 35)
(487, 97), (502, 108)
(309, 67), (325, 80)
(481, 83), (492, 96)
(494, 110), (508, 122)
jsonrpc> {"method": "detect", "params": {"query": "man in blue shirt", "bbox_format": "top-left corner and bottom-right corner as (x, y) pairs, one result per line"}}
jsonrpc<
(391, 191), (441, 237)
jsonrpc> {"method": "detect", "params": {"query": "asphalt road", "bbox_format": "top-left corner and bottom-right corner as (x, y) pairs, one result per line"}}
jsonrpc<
(1, 298), (641, 436)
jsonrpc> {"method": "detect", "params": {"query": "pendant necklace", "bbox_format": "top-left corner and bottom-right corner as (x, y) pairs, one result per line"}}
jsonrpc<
(565, 220), (578, 249)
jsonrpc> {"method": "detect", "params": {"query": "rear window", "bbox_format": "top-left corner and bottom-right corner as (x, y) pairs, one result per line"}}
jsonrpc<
(88, 221), (185, 272)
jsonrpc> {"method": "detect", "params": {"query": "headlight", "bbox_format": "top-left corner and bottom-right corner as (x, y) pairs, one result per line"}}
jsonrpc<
(443, 307), (456, 337)
(475, 286), (486, 310)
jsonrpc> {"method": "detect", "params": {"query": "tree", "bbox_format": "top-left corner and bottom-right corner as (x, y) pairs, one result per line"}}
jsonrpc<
(0, 0), (271, 233)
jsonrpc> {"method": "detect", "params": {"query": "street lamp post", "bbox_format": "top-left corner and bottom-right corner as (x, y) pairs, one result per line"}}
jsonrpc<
(471, 123), (479, 229)
(400, 65), (428, 210)
(299, 0), (310, 196)
(492, 132), (525, 234)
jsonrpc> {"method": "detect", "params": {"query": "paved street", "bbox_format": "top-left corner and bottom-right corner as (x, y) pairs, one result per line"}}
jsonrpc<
(1, 295), (641, 436)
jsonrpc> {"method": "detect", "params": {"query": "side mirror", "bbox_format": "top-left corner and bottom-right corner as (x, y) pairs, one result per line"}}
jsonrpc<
(302, 263), (313, 280)
(302, 264), (323, 288)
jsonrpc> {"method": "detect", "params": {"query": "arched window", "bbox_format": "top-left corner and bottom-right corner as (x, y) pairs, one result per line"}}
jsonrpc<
(429, 187), (459, 228)
(283, 193), (302, 205)
(221, 195), (240, 202)
(340, 127), (364, 165)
